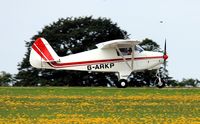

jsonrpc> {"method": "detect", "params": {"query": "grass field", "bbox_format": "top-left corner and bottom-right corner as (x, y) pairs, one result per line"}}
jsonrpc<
(0, 87), (200, 124)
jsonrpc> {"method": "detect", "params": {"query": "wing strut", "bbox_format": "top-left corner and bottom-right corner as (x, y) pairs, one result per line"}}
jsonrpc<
(131, 45), (135, 71)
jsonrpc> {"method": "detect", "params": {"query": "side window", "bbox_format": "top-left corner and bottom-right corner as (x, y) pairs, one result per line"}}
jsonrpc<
(116, 48), (132, 56)
(116, 45), (143, 56)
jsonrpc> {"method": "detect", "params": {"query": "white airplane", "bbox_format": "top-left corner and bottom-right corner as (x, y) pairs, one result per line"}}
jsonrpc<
(30, 38), (168, 88)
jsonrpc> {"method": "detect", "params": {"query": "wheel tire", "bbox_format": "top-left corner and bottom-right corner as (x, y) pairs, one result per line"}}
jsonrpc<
(115, 79), (128, 88)
(155, 78), (165, 88)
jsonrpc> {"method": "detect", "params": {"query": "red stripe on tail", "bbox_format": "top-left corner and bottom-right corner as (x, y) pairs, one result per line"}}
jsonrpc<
(33, 38), (54, 61)
(32, 44), (47, 61)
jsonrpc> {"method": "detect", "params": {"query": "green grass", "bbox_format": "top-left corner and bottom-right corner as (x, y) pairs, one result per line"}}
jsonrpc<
(0, 87), (200, 123)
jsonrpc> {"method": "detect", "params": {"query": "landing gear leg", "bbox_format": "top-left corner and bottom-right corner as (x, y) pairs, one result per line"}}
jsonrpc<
(155, 69), (166, 88)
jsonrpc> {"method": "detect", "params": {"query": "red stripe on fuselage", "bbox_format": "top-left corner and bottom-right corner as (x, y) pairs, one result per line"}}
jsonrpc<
(48, 56), (163, 68)
(34, 38), (54, 61)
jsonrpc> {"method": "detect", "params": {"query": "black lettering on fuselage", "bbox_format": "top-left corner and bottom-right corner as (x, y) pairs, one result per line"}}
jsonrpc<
(95, 65), (100, 70)
(110, 63), (114, 68)
(100, 64), (104, 69)
(104, 64), (109, 69)
(87, 65), (92, 70)
(86, 63), (115, 70)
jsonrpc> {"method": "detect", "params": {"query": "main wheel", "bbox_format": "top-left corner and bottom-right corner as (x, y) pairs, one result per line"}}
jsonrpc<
(115, 79), (128, 88)
(155, 78), (165, 88)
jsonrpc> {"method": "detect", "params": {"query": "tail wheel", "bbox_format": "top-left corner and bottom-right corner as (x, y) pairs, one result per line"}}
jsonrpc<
(155, 78), (166, 88)
(115, 79), (128, 88)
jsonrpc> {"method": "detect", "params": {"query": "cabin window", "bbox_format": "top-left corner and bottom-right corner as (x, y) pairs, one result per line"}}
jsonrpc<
(116, 48), (132, 56)
(116, 45), (143, 56)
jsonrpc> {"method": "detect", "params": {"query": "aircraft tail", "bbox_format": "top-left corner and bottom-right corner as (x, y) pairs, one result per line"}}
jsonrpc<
(29, 38), (60, 68)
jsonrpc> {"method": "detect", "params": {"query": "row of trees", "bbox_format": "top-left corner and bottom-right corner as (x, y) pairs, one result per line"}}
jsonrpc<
(1, 71), (199, 87)
(1, 16), (199, 87)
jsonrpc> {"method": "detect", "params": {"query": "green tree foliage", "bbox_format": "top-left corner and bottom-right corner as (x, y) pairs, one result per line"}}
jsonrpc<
(15, 16), (128, 86)
(178, 78), (199, 87)
(139, 38), (160, 51)
(0, 71), (12, 86)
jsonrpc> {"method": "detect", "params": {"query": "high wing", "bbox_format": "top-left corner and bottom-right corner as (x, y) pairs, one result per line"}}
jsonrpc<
(96, 39), (140, 49)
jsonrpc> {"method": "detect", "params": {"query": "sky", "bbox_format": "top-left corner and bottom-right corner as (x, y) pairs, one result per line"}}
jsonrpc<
(0, 0), (200, 81)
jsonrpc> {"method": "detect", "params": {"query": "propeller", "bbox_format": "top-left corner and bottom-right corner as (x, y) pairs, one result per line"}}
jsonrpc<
(163, 39), (168, 70)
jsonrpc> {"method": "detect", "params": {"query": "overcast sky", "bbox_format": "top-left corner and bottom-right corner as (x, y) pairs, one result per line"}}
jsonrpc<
(0, 0), (200, 80)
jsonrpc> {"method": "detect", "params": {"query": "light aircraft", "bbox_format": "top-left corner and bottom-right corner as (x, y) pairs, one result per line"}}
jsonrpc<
(29, 38), (168, 88)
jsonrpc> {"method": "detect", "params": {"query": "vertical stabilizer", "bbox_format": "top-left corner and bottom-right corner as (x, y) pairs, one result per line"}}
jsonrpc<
(29, 38), (59, 68)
